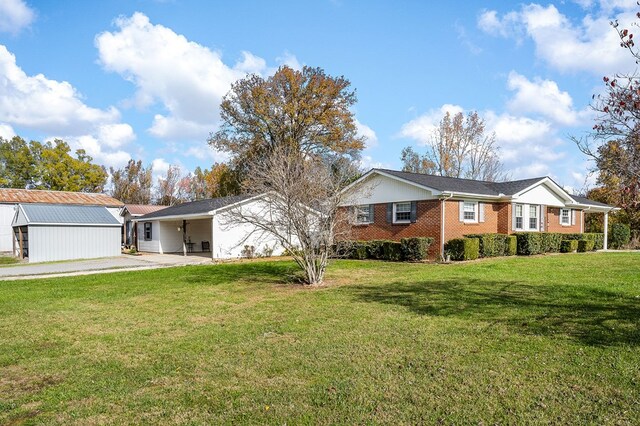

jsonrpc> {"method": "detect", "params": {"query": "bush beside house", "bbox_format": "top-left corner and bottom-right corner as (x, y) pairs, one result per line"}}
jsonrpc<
(609, 223), (631, 249)
(444, 238), (480, 261)
(335, 237), (434, 262)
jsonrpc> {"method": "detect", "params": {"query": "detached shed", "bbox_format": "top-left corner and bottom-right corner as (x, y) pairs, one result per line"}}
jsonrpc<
(12, 204), (121, 263)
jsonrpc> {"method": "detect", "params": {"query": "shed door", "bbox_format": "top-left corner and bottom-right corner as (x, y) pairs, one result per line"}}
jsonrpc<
(13, 226), (28, 259)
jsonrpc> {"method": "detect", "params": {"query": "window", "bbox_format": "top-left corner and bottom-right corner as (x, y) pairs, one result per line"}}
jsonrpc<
(515, 204), (524, 230)
(355, 205), (371, 224)
(561, 209), (570, 225)
(463, 201), (477, 222)
(394, 202), (411, 223)
(529, 205), (538, 230)
(144, 222), (152, 240)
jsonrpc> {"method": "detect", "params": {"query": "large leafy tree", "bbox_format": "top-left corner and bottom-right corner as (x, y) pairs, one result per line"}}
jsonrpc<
(0, 137), (107, 192)
(400, 111), (507, 182)
(110, 159), (153, 204)
(574, 17), (640, 231)
(209, 66), (364, 285)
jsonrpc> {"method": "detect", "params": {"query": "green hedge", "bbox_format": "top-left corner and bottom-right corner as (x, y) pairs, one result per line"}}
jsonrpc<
(541, 232), (563, 253)
(609, 223), (631, 249)
(560, 240), (578, 253)
(505, 235), (517, 256)
(445, 238), (479, 261)
(561, 233), (604, 250)
(401, 237), (435, 262)
(334, 237), (434, 262)
(514, 232), (543, 255)
(577, 239), (595, 252)
(464, 233), (510, 258)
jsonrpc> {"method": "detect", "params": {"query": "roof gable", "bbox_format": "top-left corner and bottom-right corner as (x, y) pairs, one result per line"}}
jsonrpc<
(138, 195), (253, 220)
(122, 204), (167, 216)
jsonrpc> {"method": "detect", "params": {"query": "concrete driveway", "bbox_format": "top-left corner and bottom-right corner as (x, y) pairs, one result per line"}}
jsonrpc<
(0, 253), (212, 280)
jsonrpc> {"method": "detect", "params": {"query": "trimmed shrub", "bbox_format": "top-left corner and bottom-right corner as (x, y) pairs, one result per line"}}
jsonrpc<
(515, 232), (543, 255)
(562, 233), (604, 251)
(609, 223), (631, 249)
(400, 237), (434, 262)
(505, 235), (517, 256)
(540, 232), (563, 253)
(464, 233), (509, 258)
(577, 239), (595, 252)
(560, 239), (578, 253)
(366, 240), (386, 260)
(444, 238), (479, 261)
(382, 241), (403, 261)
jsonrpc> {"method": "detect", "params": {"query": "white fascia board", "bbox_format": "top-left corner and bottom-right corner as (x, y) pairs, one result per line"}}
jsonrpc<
(145, 213), (214, 221)
(566, 203), (620, 213)
(442, 191), (504, 201)
(511, 177), (576, 203)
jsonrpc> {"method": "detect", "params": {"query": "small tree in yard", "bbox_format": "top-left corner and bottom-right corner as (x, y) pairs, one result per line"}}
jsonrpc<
(209, 65), (364, 285)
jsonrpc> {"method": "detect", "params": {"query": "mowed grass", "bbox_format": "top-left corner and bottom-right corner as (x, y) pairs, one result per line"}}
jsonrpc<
(1, 254), (639, 425)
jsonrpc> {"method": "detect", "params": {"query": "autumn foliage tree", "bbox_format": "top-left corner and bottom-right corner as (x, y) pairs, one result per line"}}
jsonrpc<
(209, 66), (364, 285)
(574, 15), (640, 231)
(109, 159), (153, 204)
(400, 111), (506, 182)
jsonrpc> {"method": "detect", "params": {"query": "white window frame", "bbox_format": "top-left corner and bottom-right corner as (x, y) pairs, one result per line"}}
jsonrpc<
(560, 208), (571, 226)
(143, 222), (152, 241)
(515, 204), (524, 230)
(393, 202), (411, 224)
(354, 205), (371, 225)
(463, 201), (478, 223)
(529, 205), (538, 230)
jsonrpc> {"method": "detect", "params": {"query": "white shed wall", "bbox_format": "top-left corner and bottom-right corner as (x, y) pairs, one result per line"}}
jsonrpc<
(0, 204), (16, 252)
(213, 200), (288, 258)
(136, 221), (161, 253)
(342, 174), (435, 206)
(28, 225), (120, 263)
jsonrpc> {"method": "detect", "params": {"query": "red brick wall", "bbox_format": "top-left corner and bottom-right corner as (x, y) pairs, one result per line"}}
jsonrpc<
(348, 200), (441, 257)
(443, 200), (507, 241)
(546, 207), (583, 233)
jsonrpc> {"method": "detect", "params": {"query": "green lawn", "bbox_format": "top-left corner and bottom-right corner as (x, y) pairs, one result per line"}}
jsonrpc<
(1, 253), (639, 424)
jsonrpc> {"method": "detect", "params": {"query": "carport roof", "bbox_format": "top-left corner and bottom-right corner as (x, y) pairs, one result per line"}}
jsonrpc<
(138, 195), (253, 220)
(17, 204), (121, 225)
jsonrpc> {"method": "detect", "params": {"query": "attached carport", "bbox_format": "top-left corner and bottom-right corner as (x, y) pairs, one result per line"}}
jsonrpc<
(12, 204), (121, 263)
(570, 196), (619, 250)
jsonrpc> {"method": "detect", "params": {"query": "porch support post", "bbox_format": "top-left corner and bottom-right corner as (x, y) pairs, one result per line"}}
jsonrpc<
(182, 219), (187, 256)
(603, 212), (609, 250)
(18, 227), (23, 260)
(211, 214), (215, 260)
(12, 227), (16, 258)
(440, 199), (445, 259)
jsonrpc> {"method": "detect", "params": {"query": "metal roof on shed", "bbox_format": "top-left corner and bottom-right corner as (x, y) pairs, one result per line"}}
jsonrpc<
(0, 188), (123, 206)
(18, 204), (121, 225)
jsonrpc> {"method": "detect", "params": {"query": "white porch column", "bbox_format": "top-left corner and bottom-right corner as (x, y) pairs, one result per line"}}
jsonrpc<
(603, 212), (609, 250)
(211, 214), (215, 260)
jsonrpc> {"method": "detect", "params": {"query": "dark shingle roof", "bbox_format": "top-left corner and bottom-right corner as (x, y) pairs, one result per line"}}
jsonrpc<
(138, 195), (253, 220)
(571, 195), (614, 208)
(375, 169), (545, 196)
(20, 204), (120, 225)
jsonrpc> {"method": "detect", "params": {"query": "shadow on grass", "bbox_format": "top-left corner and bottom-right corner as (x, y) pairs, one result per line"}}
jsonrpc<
(348, 278), (640, 347)
(182, 261), (303, 286)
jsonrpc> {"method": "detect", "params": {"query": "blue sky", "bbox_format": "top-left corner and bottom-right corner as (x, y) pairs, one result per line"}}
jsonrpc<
(0, 0), (638, 192)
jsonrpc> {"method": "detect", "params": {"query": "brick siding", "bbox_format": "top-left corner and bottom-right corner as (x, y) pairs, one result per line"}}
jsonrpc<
(348, 200), (441, 258)
(443, 200), (507, 241)
(545, 207), (583, 233)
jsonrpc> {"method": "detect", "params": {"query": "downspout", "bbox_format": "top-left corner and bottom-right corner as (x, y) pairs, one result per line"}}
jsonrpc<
(440, 192), (454, 259)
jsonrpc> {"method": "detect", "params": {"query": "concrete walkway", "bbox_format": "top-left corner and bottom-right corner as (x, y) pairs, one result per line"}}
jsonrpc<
(0, 253), (212, 281)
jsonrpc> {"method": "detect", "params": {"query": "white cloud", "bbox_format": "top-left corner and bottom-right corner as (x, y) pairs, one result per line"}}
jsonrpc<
(0, 123), (16, 139)
(59, 134), (132, 170)
(355, 119), (378, 149)
(96, 13), (287, 141)
(0, 0), (35, 35)
(152, 157), (170, 175)
(399, 104), (464, 145)
(276, 51), (302, 70)
(478, 4), (635, 75)
(0, 45), (120, 134)
(97, 123), (136, 149)
(506, 71), (590, 126)
(358, 155), (390, 171)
